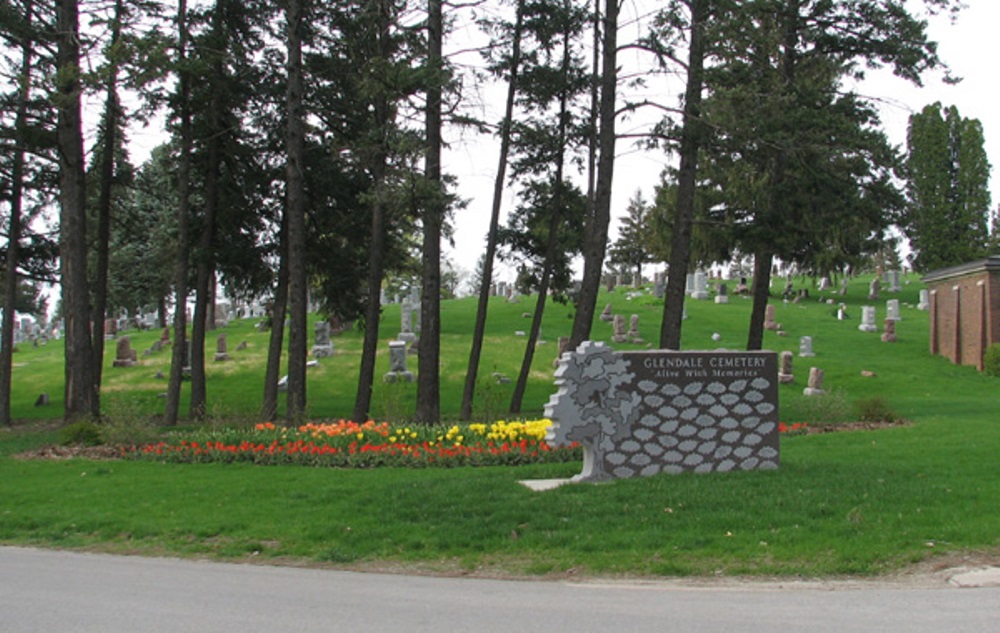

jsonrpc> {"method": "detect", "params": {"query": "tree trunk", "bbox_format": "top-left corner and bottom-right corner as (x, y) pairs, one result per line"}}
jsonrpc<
(746, 251), (772, 350)
(284, 0), (308, 422)
(56, 0), (95, 421)
(0, 0), (34, 427)
(659, 0), (708, 350)
(165, 0), (192, 426)
(416, 0), (444, 424)
(189, 1), (227, 420)
(569, 0), (618, 349)
(460, 2), (524, 421)
(89, 0), (125, 418)
(352, 0), (392, 425)
(262, 219), (289, 422)
(509, 14), (572, 414)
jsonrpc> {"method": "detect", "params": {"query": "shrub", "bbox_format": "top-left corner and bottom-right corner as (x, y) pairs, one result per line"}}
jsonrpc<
(854, 396), (897, 423)
(797, 388), (851, 425)
(983, 344), (1000, 377)
(59, 421), (103, 447)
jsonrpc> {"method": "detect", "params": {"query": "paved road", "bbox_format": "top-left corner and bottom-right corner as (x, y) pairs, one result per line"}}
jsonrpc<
(1, 547), (998, 632)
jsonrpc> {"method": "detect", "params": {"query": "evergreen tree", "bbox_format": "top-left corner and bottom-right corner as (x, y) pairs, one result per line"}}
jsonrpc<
(904, 103), (992, 271)
(608, 190), (653, 284)
(696, 0), (955, 350)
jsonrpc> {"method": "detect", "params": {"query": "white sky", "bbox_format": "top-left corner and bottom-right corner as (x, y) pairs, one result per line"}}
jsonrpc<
(442, 1), (1000, 283)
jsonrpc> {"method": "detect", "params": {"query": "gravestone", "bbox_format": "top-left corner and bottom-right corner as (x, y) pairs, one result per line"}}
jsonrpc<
(887, 270), (902, 292)
(312, 321), (335, 358)
(627, 314), (643, 344)
(398, 302), (417, 343)
(160, 327), (171, 345)
(818, 276), (832, 291)
(599, 302), (614, 322)
(803, 367), (825, 396)
(611, 314), (628, 343)
(112, 336), (137, 367)
(654, 279), (665, 299)
(714, 283), (728, 304)
(917, 289), (930, 311)
(881, 319), (897, 343)
(104, 318), (118, 341)
(778, 351), (794, 384)
(691, 272), (710, 300)
(837, 304), (848, 320)
(858, 306), (878, 332)
(384, 340), (414, 382)
(735, 277), (749, 295)
(868, 277), (880, 300)
(554, 336), (571, 367)
(213, 333), (230, 361)
(545, 342), (779, 481)
(839, 277), (849, 296)
(763, 304), (780, 331)
(799, 335), (815, 357)
(685, 273), (695, 296)
(886, 299), (901, 321)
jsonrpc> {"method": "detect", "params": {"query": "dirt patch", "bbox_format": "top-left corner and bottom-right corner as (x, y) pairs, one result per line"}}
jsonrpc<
(806, 419), (911, 433)
(14, 445), (126, 461)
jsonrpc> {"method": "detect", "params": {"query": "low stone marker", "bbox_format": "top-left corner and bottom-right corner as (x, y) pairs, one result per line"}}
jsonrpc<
(714, 283), (728, 304)
(803, 367), (825, 396)
(881, 319), (897, 343)
(384, 340), (414, 382)
(858, 306), (878, 332)
(611, 314), (628, 343)
(798, 335), (815, 357)
(312, 321), (335, 358)
(778, 351), (794, 384)
(213, 333), (230, 362)
(886, 299), (901, 321)
(545, 342), (779, 481)
(763, 304), (780, 331)
(627, 314), (643, 344)
(112, 336), (138, 368)
(917, 289), (930, 311)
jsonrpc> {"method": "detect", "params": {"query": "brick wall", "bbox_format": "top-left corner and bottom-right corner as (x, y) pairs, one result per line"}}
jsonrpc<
(924, 257), (1000, 371)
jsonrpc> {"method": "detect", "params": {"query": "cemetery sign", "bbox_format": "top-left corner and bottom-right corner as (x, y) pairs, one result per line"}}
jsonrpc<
(545, 342), (779, 481)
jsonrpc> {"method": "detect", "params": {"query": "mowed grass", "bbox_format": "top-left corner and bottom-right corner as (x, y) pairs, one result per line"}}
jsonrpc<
(2, 273), (999, 577)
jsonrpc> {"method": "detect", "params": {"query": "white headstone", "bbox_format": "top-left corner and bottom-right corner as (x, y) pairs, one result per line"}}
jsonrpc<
(691, 271), (710, 300)
(917, 289), (930, 311)
(886, 299), (901, 321)
(799, 336), (815, 357)
(858, 306), (877, 332)
(887, 270), (902, 293)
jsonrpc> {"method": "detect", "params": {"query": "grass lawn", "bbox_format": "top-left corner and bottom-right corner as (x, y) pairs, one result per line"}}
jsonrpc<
(1, 273), (998, 578)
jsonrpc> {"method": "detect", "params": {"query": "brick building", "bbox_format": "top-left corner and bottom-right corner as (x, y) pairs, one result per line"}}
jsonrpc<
(922, 256), (1000, 371)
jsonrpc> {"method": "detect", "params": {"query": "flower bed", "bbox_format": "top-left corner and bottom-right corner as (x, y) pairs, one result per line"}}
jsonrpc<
(125, 419), (582, 468)
(125, 419), (810, 469)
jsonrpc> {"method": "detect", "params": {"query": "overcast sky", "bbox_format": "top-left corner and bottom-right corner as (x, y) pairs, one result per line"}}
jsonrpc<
(442, 1), (999, 282)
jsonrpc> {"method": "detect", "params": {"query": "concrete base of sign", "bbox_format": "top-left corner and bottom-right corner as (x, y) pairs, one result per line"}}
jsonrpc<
(518, 478), (574, 492)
